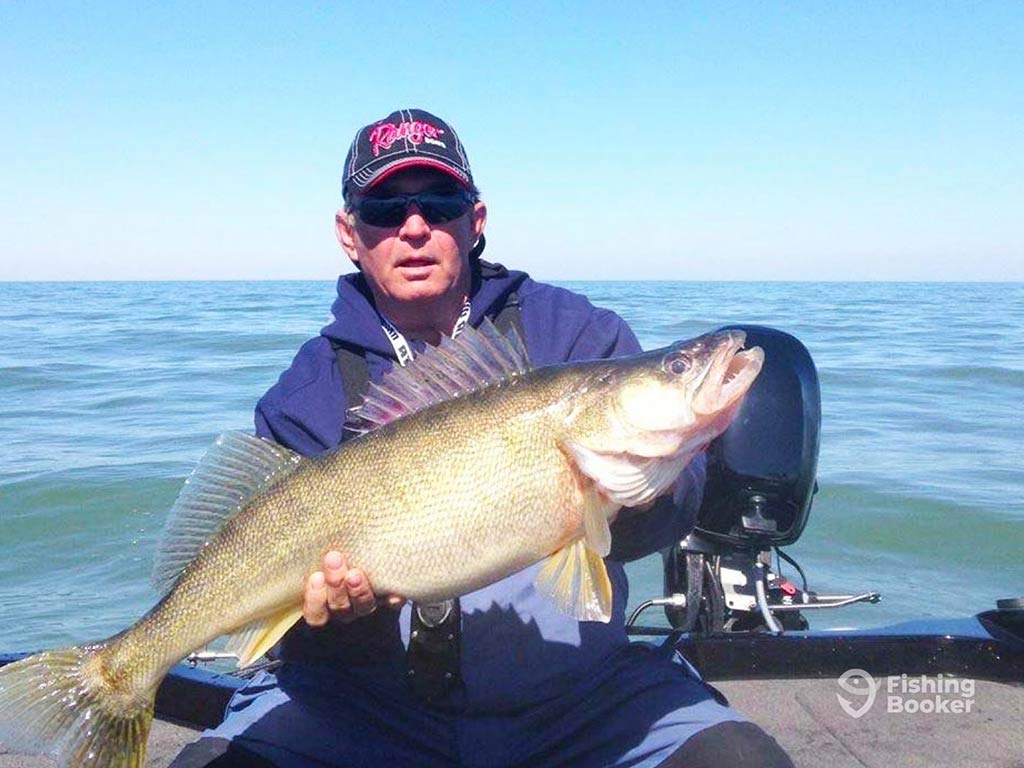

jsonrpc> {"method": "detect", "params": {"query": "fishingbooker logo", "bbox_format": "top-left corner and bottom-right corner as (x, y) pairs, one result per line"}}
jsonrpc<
(370, 121), (447, 156)
(836, 669), (878, 718)
(837, 669), (976, 718)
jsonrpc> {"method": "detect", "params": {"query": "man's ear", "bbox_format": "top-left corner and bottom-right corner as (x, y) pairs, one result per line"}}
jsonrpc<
(335, 208), (359, 266)
(471, 201), (487, 242)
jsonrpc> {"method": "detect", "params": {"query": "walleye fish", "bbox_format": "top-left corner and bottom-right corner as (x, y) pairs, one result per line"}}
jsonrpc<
(0, 322), (762, 767)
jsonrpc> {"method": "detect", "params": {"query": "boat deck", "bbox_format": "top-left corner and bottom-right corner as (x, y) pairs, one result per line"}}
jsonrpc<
(720, 678), (1023, 767)
(3, 678), (1022, 767)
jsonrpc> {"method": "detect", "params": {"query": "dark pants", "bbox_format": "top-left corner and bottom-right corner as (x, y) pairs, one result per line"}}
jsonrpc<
(169, 644), (794, 767)
(170, 721), (794, 768)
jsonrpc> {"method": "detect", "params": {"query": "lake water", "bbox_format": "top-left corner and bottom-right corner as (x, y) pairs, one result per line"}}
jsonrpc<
(1, 280), (1021, 650)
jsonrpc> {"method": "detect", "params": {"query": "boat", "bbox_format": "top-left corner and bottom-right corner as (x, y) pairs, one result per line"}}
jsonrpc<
(3, 326), (1022, 766)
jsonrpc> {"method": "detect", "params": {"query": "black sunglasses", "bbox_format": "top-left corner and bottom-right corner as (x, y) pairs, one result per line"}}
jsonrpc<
(353, 190), (474, 228)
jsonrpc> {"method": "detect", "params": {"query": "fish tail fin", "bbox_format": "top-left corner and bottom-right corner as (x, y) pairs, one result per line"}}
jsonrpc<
(0, 643), (154, 767)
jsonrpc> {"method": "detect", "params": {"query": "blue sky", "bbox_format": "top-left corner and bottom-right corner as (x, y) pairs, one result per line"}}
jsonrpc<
(1, 2), (1021, 281)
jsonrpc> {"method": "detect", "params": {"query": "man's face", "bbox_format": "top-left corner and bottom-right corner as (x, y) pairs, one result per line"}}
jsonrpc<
(336, 168), (487, 306)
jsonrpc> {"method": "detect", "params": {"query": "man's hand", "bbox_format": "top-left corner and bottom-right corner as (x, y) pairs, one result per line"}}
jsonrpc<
(303, 551), (405, 626)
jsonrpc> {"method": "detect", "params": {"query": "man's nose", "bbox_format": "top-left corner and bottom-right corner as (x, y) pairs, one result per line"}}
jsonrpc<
(399, 202), (430, 237)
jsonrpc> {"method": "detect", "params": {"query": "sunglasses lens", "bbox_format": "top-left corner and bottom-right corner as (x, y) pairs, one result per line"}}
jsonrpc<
(357, 192), (472, 227)
(417, 193), (472, 223)
(356, 198), (408, 227)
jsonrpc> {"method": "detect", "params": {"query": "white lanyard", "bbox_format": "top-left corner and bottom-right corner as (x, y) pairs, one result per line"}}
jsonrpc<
(378, 297), (472, 367)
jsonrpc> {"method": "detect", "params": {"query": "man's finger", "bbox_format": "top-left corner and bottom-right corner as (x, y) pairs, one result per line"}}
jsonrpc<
(323, 551), (352, 613)
(344, 569), (377, 617)
(323, 550), (345, 577)
(303, 571), (329, 627)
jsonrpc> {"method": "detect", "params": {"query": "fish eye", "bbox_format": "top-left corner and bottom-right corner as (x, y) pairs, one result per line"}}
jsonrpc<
(664, 352), (691, 375)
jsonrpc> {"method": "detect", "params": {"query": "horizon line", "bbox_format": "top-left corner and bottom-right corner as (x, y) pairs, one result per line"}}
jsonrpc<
(2, 277), (1023, 286)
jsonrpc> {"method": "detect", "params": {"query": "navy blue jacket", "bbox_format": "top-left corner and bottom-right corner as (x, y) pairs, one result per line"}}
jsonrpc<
(254, 262), (702, 713)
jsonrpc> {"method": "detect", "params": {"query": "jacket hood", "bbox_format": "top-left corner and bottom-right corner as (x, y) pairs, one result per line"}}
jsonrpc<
(320, 260), (530, 354)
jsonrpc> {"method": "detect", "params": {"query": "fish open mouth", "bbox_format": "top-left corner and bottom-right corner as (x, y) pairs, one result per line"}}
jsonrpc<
(720, 346), (764, 403)
(696, 332), (764, 414)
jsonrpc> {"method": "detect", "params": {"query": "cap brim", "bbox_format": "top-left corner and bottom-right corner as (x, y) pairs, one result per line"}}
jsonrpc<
(364, 159), (471, 192)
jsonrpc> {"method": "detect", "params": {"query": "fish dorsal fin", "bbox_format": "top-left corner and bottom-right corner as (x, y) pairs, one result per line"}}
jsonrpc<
(152, 432), (304, 595)
(346, 317), (531, 435)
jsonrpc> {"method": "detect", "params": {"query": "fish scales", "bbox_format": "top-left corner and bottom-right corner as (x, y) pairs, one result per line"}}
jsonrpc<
(307, 365), (593, 600)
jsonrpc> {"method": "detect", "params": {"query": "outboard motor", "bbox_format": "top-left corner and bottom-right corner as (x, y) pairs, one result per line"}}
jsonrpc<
(654, 326), (879, 634)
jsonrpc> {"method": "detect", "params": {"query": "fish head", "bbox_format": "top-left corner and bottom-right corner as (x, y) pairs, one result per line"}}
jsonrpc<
(619, 329), (764, 440)
(566, 330), (764, 462)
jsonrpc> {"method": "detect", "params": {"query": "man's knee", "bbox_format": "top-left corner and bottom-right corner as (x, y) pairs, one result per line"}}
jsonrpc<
(168, 736), (280, 768)
(657, 720), (795, 768)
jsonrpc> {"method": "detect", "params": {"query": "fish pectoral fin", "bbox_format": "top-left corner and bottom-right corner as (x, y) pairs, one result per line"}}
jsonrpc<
(583, 492), (613, 557)
(535, 539), (613, 623)
(225, 605), (304, 668)
(563, 438), (688, 508)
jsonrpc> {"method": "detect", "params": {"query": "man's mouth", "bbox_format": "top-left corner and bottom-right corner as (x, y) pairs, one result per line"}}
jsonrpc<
(397, 257), (436, 268)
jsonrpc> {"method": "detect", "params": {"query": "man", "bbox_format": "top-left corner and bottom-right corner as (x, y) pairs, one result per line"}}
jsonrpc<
(172, 109), (793, 767)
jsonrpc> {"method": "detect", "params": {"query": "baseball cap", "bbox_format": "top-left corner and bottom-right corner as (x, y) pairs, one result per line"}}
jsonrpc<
(342, 109), (475, 199)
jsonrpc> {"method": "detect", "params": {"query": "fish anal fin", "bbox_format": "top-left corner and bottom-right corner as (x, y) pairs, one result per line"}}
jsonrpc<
(535, 539), (613, 623)
(225, 605), (304, 668)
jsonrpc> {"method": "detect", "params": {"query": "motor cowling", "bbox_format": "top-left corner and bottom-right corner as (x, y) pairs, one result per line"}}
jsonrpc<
(693, 325), (821, 548)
